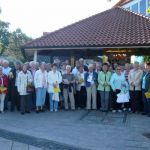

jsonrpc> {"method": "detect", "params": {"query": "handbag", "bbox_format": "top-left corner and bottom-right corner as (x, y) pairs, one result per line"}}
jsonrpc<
(145, 92), (150, 99)
(26, 76), (34, 93)
(117, 92), (130, 103)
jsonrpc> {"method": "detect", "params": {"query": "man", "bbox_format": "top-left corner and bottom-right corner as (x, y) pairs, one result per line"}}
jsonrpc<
(79, 58), (88, 72)
(9, 62), (22, 111)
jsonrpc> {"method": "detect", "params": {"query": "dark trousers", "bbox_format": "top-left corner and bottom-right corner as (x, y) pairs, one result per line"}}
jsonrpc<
(30, 89), (36, 110)
(142, 90), (150, 115)
(76, 86), (87, 108)
(20, 95), (30, 113)
(112, 89), (122, 110)
(11, 86), (20, 111)
(130, 90), (142, 112)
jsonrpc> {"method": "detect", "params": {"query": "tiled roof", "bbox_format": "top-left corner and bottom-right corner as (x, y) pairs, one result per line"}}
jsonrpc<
(23, 7), (150, 49)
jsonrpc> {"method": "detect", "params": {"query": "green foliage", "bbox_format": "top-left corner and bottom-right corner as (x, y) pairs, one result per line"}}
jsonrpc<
(0, 21), (10, 54)
(144, 56), (150, 63)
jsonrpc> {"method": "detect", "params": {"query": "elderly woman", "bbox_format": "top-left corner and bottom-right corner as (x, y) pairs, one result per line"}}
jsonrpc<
(85, 64), (98, 110)
(110, 66), (129, 112)
(128, 62), (143, 113)
(76, 65), (86, 109)
(62, 65), (75, 110)
(98, 63), (112, 112)
(47, 64), (62, 112)
(17, 64), (32, 115)
(0, 66), (8, 113)
(34, 62), (48, 113)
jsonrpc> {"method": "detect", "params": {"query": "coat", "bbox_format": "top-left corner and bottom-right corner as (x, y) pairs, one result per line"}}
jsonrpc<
(144, 72), (150, 92)
(47, 70), (62, 93)
(0, 74), (8, 94)
(97, 71), (112, 92)
(17, 71), (32, 95)
(84, 71), (98, 87)
(128, 69), (143, 91)
(34, 69), (48, 89)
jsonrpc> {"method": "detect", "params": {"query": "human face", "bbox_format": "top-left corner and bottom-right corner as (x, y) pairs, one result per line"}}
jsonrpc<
(66, 67), (71, 74)
(102, 65), (108, 72)
(146, 65), (150, 72)
(133, 63), (139, 70)
(3, 62), (8, 68)
(52, 66), (57, 72)
(116, 67), (121, 75)
(79, 66), (84, 73)
(89, 66), (93, 72)
(22, 65), (27, 73)
(40, 64), (45, 71)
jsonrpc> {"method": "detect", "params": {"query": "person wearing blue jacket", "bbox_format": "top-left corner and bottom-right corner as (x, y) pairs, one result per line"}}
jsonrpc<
(85, 64), (98, 110)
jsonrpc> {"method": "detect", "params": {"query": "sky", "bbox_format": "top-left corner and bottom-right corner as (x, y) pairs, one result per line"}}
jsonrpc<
(0, 0), (119, 38)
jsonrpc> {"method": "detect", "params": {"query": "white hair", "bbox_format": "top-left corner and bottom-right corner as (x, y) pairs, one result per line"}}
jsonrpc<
(88, 64), (93, 69)
(29, 61), (36, 66)
(79, 58), (84, 62)
(66, 65), (71, 70)
(3, 60), (9, 65)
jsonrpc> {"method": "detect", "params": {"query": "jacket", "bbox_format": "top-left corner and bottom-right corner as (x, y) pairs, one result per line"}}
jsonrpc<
(97, 71), (112, 91)
(34, 69), (48, 88)
(128, 69), (143, 91)
(84, 71), (98, 87)
(17, 71), (32, 95)
(47, 70), (62, 93)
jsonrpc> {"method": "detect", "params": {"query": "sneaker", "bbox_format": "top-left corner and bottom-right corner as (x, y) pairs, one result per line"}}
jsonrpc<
(54, 109), (58, 112)
(123, 108), (127, 111)
(50, 109), (53, 112)
(112, 110), (116, 113)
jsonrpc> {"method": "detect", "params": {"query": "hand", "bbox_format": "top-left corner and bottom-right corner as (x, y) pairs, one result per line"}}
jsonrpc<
(113, 89), (116, 92)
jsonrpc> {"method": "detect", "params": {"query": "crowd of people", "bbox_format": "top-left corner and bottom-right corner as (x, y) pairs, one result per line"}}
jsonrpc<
(0, 58), (150, 117)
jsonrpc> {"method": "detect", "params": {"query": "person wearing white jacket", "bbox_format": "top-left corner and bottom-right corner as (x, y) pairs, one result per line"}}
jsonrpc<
(17, 64), (32, 115)
(47, 64), (62, 112)
(34, 62), (48, 113)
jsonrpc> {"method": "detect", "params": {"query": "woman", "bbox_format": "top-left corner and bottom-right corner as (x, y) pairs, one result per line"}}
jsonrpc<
(110, 66), (128, 112)
(85, 64), (98, 110)
(34, 62), (48, 113)
(76, 66), (86, 109)
(142, 63), (150, 117)
(0, 66), (8, 113)
(47, 64), (62, 112)
(98, 63), (111, 112)
(17, 64), (32, 115)
(128, 62), (143, 113)
(62, 65), (75, 110)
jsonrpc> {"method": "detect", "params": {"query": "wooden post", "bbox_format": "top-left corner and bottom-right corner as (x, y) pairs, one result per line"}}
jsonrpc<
(33, 50), (37, 62)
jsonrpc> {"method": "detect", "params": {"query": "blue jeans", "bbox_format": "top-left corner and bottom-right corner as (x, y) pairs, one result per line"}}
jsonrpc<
(49, 93), (58, 111)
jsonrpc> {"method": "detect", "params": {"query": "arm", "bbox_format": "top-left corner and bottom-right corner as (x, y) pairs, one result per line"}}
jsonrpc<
(110, 74), (116, 91)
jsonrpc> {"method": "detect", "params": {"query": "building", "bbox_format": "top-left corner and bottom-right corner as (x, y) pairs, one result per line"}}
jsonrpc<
(22, 7), (150, 64)
(114, 0), (150, 63)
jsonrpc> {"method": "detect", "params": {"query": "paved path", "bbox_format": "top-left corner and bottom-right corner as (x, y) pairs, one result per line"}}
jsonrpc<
(0, 110), (150, 150)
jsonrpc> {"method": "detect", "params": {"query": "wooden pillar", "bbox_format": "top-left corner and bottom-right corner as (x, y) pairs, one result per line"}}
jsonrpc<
(33, 50), (37, 62)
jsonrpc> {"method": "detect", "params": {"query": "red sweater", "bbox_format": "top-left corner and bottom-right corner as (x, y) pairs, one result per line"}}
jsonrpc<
(0, 75), (8, 94)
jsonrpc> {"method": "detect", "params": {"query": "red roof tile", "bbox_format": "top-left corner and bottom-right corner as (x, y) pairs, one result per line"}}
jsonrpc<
(23, 7), (150, 49)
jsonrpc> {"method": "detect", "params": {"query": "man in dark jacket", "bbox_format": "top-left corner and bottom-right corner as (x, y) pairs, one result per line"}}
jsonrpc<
(142, 62), (150, 117)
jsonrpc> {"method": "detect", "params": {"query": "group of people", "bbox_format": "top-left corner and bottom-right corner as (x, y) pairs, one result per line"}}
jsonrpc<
(0, 58), (150, 117)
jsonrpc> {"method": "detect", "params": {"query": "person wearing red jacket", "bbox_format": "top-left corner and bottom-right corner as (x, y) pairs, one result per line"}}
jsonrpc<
(0, 66), (8, 113)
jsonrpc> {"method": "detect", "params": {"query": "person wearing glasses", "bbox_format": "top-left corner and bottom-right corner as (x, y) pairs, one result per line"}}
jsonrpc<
(110, 66), (128, 112)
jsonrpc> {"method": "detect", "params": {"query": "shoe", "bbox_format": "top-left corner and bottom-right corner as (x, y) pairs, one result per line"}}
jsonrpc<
(142, 112), (147, 115)
(112, 110), (116, 113)
(50, 109), (53, 112)
(54, 109), (58, 112)
(36, 110), (39, 113)
(123, 108), (127, 111)
(25, 111), (31, 114)
(148, 114), (150, 117)
(21, 112), (24, 115)
(40, 109), (45, 112)
(118, 110), (122, 113)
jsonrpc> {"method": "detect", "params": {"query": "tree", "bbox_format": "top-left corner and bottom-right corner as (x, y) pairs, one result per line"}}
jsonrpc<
(0, 21), (10, 54)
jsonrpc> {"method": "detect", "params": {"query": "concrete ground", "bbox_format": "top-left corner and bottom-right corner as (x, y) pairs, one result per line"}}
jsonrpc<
(0, 110), (150, 150)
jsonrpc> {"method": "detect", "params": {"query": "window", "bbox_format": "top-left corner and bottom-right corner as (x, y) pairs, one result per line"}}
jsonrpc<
(131, 3), (138, 13)
(140, 0), (146, 15)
